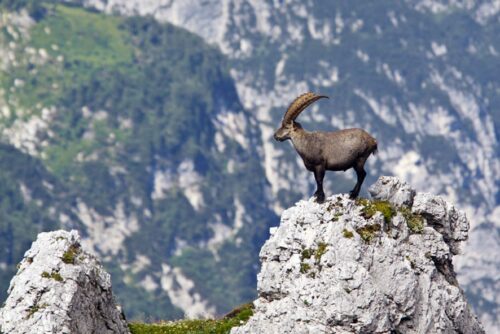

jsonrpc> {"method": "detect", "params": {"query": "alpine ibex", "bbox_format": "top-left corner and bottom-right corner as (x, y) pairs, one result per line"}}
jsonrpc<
(274, 92), (377, 202)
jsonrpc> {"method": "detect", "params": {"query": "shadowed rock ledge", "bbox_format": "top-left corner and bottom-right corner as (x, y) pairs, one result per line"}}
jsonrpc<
(232, 176), (484, 334)
(0, 230), (129, 334)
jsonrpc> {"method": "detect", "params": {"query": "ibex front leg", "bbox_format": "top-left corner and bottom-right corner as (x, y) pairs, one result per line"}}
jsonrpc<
(313, 166), (326, 203)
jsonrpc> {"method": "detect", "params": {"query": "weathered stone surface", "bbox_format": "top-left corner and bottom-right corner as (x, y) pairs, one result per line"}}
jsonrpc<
(232, 177), (483, 334)
(368, 176), (416, 207)
(0, 230), (129, 334)
(412, 192), (469, 255)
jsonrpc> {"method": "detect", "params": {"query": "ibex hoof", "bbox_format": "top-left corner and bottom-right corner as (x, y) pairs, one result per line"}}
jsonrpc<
(349, 191), (359, 199)
(314, 192), (325, 203)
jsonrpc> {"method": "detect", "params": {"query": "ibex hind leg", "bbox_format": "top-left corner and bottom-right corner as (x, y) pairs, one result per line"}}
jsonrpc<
(313, 167), (326, 203)
(349, 160), (367, 199)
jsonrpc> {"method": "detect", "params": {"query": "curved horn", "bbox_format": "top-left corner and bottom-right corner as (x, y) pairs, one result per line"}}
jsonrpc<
(282, 92), (329, 125)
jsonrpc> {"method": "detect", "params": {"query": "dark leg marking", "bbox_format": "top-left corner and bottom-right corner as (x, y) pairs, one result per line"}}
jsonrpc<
(349, 160), (367, 199)
(313, 166), (326, 203)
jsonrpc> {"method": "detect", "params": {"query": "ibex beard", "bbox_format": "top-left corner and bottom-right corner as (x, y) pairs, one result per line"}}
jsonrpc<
(274, 92), (377, 203)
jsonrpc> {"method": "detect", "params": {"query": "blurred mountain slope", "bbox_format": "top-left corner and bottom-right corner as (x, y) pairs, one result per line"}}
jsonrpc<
(0, 2), (276, 320)
(73, 0), (499, 331)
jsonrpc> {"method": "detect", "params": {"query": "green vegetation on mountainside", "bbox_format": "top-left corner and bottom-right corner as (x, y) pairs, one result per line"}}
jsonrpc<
(0, 145), (66, 302)
(129, 303), (253, 334)
(0, 2), (274, 321)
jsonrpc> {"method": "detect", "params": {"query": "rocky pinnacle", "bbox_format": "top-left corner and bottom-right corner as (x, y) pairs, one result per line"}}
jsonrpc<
(232, 176), (484, 334)
(0, 230), (129, 334)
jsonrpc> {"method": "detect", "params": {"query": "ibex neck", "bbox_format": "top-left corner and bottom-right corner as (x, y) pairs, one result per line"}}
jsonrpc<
(290, 128), (310, 154)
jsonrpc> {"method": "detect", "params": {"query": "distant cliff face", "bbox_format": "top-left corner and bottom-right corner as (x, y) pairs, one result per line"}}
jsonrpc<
(233, 177), (484, 334)
(73, 1), (500, 329)
(0, 4), (275, 320)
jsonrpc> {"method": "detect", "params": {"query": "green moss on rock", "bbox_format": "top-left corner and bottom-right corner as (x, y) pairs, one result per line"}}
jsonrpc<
(356, 224), (382, 243)
(399, 207), (425, 233)
(301, 248), (312, 260)
(41, 271), (64, 282)
(314, 243), (327, 264)
(356, 199), (395, 224)
(300, 263), (311, 274)
(61, 245), (80, 264)
(342, 229), (354, 238)
(27, 303), (48, 318)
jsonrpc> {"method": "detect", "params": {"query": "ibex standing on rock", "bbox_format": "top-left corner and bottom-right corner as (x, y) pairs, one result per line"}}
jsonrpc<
(274, 92), (377, 202)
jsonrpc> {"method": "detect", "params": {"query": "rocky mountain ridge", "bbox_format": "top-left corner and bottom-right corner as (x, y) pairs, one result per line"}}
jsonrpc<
(233, 176), (484, 333)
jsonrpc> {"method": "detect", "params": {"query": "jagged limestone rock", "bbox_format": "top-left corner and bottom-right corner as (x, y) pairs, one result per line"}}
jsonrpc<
(0, 230), (129, 334)
(369, 176), (416, 207)
(232, 177), (484, 334)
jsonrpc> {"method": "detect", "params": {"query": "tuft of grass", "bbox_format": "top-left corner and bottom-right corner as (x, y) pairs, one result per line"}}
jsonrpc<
(314, 242), (327, 264)
(399, 207), (425, 234)
(27, 303), (48, 318)
(342, 229), (354, 238)
(128, 303), (254, 334)
(61, 244), (79, 264)
(355, 224), (381, 243)
(332, 212), (342, 222)
(301, 248), (312, 260)
(41, 271), (63, 282)
(300, 263), (311, 274)
(356, 199), (395, 224)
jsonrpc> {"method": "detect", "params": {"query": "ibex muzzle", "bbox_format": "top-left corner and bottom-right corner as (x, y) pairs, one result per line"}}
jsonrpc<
(274, 92), (378, 202)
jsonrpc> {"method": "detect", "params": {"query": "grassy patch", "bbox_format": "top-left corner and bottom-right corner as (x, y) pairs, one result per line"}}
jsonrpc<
(61, 244), (79, 264)
(301, 248), (312, 260)
(355, 224), (381, 243)
(300, 263), (311, 274)
(30, 5), (132, 66)
(41, 271), (63, 282)
(300, 243), (328, 274)
(314, 242), (327, 264)
(4, 4), (133, 111)
(356, 199), (395, 224)
(342, 229), (354, 238)
(128, 303), (253, 334)
(27, 303), (48, 318)
(332, 212), (342, 222)
(399, 207), (425, 233)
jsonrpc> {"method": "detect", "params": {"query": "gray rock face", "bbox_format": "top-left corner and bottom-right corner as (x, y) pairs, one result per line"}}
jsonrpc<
(0, 230), (129, 334)
(368, 176), (416, 207)
(232, 177), (484, 334)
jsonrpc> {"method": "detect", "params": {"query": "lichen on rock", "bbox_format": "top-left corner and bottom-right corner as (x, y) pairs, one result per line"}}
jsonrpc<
(232, 176), (484, 334)
(0, 230), (129, 334)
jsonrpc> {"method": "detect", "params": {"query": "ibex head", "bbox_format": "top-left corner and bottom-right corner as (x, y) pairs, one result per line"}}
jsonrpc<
(273, 92), (328, 142)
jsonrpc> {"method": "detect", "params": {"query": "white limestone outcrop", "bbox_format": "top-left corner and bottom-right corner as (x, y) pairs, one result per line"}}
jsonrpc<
(0, 230), (129, 334)
(232, 176), (484, 334)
